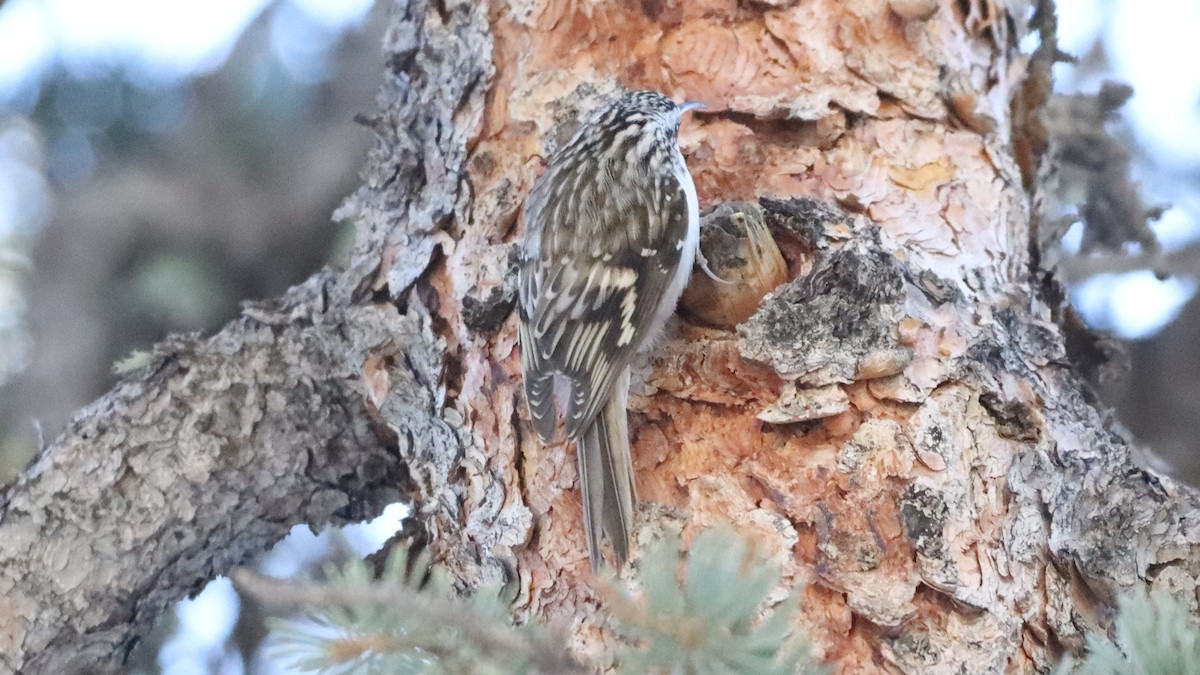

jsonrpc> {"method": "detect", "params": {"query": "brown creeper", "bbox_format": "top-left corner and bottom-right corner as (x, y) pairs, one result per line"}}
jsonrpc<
(518, 91), (703, 568)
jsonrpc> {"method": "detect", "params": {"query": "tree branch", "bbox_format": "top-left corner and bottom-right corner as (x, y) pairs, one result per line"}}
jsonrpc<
(0, 274), (435, 673)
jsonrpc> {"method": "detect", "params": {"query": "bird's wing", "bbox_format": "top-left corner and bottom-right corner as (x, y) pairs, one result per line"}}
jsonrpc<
(518, 170), (692, 441)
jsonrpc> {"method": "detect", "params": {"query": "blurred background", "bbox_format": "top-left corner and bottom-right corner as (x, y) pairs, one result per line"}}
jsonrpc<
(0, 0), (1196, 672)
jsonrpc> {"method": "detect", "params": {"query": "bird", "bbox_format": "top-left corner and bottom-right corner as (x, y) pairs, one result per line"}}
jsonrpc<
(517, 90), (704, 569)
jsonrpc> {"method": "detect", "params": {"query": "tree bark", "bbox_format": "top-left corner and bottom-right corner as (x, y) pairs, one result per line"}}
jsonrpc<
(4, 0), (1200, 673)
(0, 275), (426, 673)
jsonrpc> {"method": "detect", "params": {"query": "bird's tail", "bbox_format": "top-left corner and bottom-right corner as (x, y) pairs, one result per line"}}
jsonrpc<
(577, 369), (635, 569)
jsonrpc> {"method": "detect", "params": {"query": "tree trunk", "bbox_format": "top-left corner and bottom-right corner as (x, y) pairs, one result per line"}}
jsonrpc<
(3, 0), (1200, 673)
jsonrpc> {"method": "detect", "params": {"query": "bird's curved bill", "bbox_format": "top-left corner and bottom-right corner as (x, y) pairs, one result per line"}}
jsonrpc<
(679, 101), (707, 113)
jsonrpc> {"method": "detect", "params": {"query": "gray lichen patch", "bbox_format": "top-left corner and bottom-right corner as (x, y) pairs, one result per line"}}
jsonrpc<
(738, 240), (908, 385)
(757, 382), (850, 424)
(462, 282), (518, 336)
(760, 196), (855, 251)
(836, 418), (907, 474)
(977, 392), (1041, 442)
(899, 485), (949, 561)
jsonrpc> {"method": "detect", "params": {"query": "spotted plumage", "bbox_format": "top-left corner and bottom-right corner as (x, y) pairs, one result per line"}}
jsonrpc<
(518, 90), (702, 568)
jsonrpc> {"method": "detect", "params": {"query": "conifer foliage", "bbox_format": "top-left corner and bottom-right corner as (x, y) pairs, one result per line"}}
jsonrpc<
(262, 529), (821, 674)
